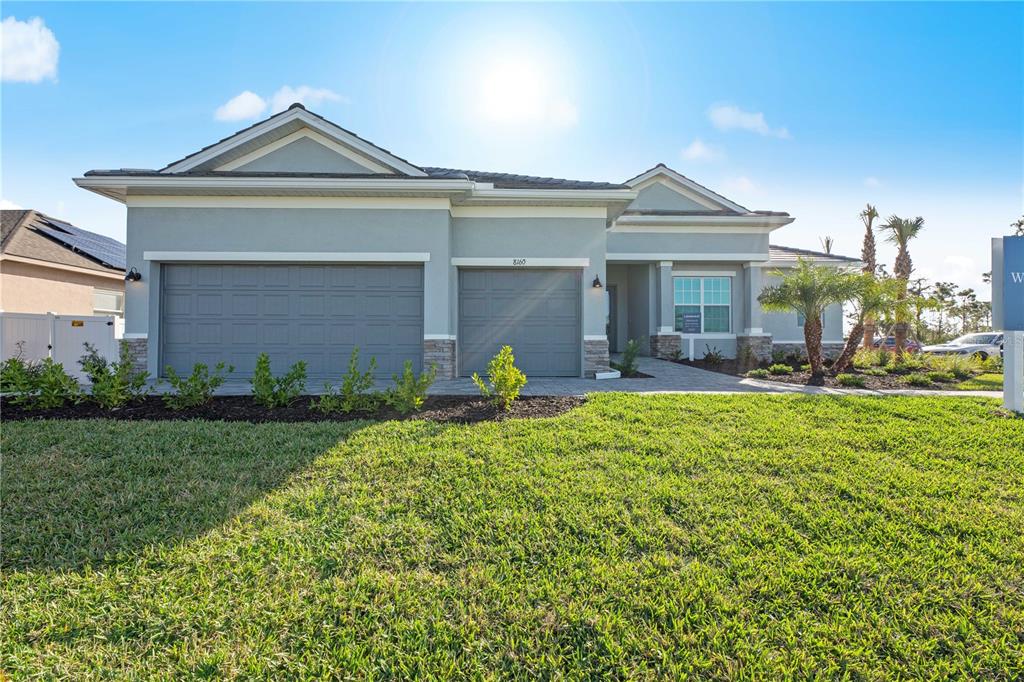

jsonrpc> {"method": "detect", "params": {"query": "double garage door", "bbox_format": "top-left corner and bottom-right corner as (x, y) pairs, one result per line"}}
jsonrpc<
(160, 264), (582, 379)
(161, 264), (423, 379)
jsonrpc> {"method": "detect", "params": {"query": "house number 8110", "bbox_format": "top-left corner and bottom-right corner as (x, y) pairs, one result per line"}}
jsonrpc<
(512, 258), (527, 266)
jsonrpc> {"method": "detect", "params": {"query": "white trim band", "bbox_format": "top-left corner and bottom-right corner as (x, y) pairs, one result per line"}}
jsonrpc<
(143, 251), (431, 262)
(123, 333), (148, 339)
(424, 334), (456, 340)
(126, 196), (451, 210)
(583, 335), (608, 341)
(450, 257), (590, 267)
(450, 206), (606, 219)
(607, 253), (769, 262)
(672, 270), (738, 277)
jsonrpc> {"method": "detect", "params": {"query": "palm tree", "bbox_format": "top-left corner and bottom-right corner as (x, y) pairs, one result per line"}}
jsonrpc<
(859, 204), (879, 348)
(876, 215), (924, 357)
(820, 236), (834, 254)
(832, 276), (902, 374)
(1013, 215), (1024, 236)
(758, 259), (862, 377)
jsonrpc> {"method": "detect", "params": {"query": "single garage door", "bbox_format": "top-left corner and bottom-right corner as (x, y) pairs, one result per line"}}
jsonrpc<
(161, 264), (423, 378)
(459, 268), (581, 377)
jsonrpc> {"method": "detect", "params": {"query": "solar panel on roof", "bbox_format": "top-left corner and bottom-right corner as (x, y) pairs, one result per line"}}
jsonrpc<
(33, 217), (126, 270)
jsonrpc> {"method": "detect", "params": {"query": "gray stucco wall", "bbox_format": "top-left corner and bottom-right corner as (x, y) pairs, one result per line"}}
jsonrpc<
(629, 183), (708, 212)
(607, 231), (769, 256)
(124, 206), (452, 374)
(235, 137), (377, 174)
(451, 217), (607, 336)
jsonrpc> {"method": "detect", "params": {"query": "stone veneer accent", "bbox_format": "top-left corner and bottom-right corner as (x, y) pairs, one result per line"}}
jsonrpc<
(121, 337), (148, 376)
(772, 342), (846, 361)
(423, 338), (456, 379)
(736, 335), (773, 371)
(650, 333), (682, 360)
(584, 338), (610, 378)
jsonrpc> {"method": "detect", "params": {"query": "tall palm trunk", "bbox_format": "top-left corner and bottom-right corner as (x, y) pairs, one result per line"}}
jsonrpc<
(893, 246), (912, 358)
(833, 321), (865, 375)
(859, 205), (878, 349)
(804, 313), (825, 377)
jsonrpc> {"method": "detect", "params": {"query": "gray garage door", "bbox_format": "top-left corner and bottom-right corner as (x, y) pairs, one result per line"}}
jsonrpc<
(161, 264), (423, 379)
(458, 268), (581, 377)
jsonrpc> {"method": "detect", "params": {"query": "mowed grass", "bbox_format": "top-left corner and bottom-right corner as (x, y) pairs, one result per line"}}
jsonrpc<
(957, 372), (1005, 391)
(3, 395), (1023, 679)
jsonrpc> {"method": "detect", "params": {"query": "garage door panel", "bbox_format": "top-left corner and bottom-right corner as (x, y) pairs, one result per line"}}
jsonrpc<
(162, 264), (423, 379)
(458, 269), (580, 377)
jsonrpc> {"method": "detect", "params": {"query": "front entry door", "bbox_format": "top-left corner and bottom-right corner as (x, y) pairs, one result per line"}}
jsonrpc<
(607, 285), (618, 353)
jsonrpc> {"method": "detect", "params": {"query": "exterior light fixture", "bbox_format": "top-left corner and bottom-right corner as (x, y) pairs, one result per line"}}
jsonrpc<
(592, 275), (603, 288)
(125, 267), (142, 282)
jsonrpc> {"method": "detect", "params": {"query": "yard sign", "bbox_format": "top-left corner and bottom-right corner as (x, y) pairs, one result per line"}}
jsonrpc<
(993, 236), (1023, 413)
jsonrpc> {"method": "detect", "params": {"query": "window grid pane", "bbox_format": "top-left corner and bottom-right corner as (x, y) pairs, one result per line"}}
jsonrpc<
(671, 276), (732, 334)
(704, 306), (730, 333)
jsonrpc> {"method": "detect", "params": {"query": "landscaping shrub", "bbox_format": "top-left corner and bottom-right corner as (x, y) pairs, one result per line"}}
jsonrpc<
(703, 345), (725, 366)
(315, 347), (382, 414)
(1, 356), (80, 409)
(768, 363), (793, 375)
(611, 338), (642, 377)
(771, 349), (786, 364)
(836, 373), (866, 387)
(904, 373), (933, 387)
(251, 353), (306, 408)
(386, 361), (436, 414)
(864, 368), (888, 377)
(893, 353), (925, 372)
(472, 345), (527, 411)
(745, 368), (770, 378)
(163, 362), (233, 410)
(980, 354), (1003, 373)
(800, 363), (812, 372)
(926, 370), (956, 384)
(79, 342), (151, 409)
(926, 354), (980, 380)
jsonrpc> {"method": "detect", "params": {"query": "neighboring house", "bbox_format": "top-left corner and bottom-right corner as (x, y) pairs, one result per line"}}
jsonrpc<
(0, 210), (126, 317)
(75, 103), (856, 379)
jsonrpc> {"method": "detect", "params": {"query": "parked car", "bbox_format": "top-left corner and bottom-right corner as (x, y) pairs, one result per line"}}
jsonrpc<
(921, 333), (1003, 360)
(872, 336), (923, 353)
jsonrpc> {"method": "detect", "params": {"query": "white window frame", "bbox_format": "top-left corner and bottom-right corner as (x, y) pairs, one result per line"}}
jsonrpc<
(93, 288), (124, 317)
(673, 276), (732, 334)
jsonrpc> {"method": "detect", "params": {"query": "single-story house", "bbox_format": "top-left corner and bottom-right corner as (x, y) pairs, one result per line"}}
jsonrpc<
(75, 103), (856, 379)
(0, 210), (126, 317)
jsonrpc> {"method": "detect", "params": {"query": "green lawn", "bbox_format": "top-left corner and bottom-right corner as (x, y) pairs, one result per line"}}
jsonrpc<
(957, 373), (1005, 391)
(3, 395), (1023, 679)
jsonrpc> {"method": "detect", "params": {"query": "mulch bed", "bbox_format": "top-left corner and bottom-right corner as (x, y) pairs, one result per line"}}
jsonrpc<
(673, 359), (741, 376)
(751, 370), (928, 390)
(1, 394), (586, 425)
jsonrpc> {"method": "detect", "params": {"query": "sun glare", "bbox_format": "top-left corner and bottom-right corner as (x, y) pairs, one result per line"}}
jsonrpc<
(479, 57), (549, 125)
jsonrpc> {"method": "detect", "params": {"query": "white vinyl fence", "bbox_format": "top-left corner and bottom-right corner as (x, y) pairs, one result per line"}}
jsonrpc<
(0, 312), (120, 380)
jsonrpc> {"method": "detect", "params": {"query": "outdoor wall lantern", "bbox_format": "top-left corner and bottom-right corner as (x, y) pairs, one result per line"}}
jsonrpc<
(592, 275), (603, 288)
(125, 267), (142, 282)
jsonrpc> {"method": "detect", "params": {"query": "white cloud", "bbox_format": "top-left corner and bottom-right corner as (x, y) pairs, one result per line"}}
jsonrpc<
(270, 86), (344, 114)
(864, 176), (882, 188)
(1, 16), (59, 83)
(681, 138), (724, 162)
(1, 198), (24, 210)
(708, 103), (789, 139)
(214, 91), (267, 122)
(724, 175), (760, 194)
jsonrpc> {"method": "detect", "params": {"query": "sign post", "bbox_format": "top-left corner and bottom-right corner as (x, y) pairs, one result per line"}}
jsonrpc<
(993, 236), (1024, 413)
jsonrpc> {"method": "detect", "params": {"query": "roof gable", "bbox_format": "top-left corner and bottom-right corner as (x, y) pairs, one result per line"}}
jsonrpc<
(222, 131), (392, 174)
(162, 104), (426, 176)
(624, 164), (748, 213)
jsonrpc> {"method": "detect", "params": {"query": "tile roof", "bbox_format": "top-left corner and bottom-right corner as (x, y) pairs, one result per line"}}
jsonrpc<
(769, 244), (859, 264)
(423, 167), (628, 190)
(0, 210), (125, 271)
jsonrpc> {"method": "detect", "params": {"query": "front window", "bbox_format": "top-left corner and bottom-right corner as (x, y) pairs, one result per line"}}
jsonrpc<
(673, 276), (731, 333)
(93, 289), (124, 317)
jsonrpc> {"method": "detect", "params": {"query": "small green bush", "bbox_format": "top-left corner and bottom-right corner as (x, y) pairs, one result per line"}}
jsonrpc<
(926, 370), (956, 384)
(251, 353), (306, 408)
(800, 363), (812, 373)
(315, 348), (382, 414)
(745, 368), (770, 379)
(864, 368), (888, 377)
(904, 373), (933, 387)
(472, 345), (527, 410)
(1, 356), (80, 409)
(768, 363), (793, 376)
(980, 354), (1003, 373)
(703, 345), (725, 366)
(79, 341), (151, 409)
(611, 339), (642, 377)
(836, 373), (866, 387)
(163, 362), (233, 410)
(386, 361), (436, 414)
(926, 354), (979, 380)
(771, 349), (786, 364)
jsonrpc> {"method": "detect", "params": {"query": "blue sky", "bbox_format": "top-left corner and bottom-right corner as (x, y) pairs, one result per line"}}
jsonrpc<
(3, 2), (1021, 295)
